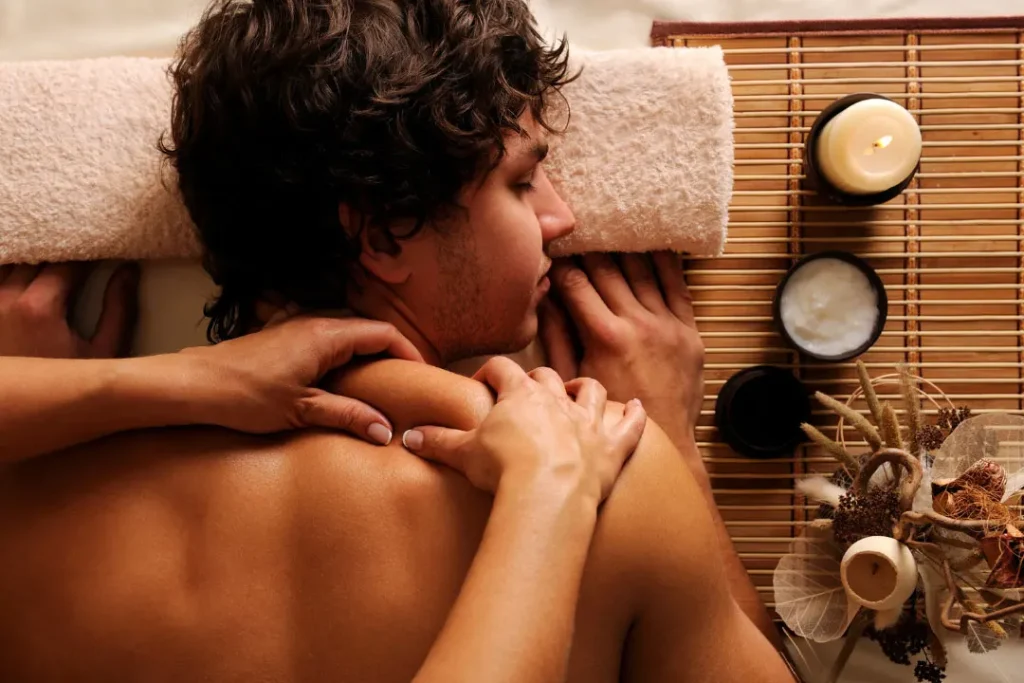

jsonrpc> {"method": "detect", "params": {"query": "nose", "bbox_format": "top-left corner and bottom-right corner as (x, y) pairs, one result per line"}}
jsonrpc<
(534, 167), (576, 244)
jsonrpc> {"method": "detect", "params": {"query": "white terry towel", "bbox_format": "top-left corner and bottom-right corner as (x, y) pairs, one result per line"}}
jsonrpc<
(0, 47), (732, 265)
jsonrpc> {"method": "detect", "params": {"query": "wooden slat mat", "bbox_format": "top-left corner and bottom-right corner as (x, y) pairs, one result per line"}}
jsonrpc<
(652, 17), (1024, 611)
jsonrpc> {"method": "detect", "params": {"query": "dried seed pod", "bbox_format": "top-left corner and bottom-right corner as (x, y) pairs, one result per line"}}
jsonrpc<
(814, 391), (883, 452)
(898, 363), (923, 457)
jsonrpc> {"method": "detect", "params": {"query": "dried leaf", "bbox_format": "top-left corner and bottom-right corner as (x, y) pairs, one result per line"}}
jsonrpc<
(965, 619), (1005, 654)
(1000, 613), (1022, 636)
(912, 464), (934, 515)
(1003, 480), (1024, 507)
(773, 521), (859, 643)
(932, 414), (1024, 483)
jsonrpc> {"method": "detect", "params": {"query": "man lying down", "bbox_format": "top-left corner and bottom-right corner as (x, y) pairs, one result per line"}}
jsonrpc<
(0, 1), (796, 681)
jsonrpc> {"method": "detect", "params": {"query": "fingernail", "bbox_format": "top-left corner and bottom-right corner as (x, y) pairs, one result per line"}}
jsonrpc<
(629, 398), (642, 408)
(367, 423), (392, 446)
(402, 429), (424, 450)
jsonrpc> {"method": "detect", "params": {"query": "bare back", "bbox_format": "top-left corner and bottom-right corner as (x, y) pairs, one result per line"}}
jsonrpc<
(0, 360), (786, 683)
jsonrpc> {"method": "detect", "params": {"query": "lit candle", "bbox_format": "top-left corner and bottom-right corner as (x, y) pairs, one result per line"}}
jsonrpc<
(814, 97), (922, 196)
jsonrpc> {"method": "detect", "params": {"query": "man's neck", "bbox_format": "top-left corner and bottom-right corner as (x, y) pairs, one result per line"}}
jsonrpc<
(346, 271), (444, 368)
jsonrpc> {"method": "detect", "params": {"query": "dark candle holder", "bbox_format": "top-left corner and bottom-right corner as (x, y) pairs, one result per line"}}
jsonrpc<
(803, 93), (920, 207)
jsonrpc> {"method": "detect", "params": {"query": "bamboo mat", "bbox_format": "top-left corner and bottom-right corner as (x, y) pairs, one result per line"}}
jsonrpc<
(652, 17), (1024, 612)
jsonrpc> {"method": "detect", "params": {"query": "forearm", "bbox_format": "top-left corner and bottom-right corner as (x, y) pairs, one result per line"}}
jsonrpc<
(414, 481), (597, 683)
(0, 355), (198, 463)
(659, 420), (781, 647)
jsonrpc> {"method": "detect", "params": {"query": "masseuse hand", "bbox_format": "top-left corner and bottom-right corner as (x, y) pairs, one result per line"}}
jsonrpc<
(0, 262), (139, 358)
(402, 356), (647, 503)
(0, 261), (424, 446)
(179, 315), (423, 442)
(539, 252), (704, 449)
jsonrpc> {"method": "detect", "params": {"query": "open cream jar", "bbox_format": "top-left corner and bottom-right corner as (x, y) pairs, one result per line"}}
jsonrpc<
(773, 251), (888, 362)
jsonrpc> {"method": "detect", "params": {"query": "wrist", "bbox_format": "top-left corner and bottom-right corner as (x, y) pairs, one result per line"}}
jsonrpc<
(105, 353), (208, 429)
(496, 473), (599, 526)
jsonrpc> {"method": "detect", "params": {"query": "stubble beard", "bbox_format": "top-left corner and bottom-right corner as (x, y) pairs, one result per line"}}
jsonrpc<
(432, 230), (534, 364)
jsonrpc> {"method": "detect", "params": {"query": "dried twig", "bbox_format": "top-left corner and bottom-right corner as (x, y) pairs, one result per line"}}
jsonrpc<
(856, 448), (922, 512)
(938, 558), (1024, 635)
(949, 549), (986, 572)
(929, 628), (948, 669)
(898, 363), (923, 457)
(897, 509), (993, 541)
(801, 423), (860, 474)
(881, 402), (904, 451)
(815, 391), (883, 452)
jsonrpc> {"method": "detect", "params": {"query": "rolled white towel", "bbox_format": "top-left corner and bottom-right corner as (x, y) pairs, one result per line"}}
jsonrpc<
(0, 47), (731, 265)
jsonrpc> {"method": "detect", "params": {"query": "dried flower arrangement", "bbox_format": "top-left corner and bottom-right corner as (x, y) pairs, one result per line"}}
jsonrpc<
(773, 362), (1024, 683)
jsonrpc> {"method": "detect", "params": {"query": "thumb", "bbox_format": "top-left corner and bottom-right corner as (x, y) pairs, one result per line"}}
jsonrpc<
(90, 263), (140, 358)
(401, 425), (472, 473)
(297, 391), (395, 446)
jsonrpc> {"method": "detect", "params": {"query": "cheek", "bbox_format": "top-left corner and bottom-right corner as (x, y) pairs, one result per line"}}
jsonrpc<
(485, 203), (544, 274)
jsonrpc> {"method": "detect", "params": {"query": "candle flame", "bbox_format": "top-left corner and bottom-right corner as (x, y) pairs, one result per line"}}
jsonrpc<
(864, 135), (894, 155)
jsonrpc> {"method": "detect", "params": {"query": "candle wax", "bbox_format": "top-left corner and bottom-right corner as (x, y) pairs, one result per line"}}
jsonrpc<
(815, 98), (921, 195)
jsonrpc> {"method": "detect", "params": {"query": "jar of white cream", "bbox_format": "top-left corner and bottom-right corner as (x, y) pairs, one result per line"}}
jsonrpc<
(773, 251), (887, 362)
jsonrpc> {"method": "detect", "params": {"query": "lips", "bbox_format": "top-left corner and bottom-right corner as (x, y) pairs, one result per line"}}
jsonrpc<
(538, 261), (552, 284)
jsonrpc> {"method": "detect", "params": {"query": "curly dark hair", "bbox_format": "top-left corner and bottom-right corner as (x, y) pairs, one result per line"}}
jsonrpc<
(160, 0), (574, 341)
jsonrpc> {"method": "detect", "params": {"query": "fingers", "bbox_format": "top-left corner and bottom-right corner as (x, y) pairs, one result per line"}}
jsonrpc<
(315, 318), (426, 370)
(25, 263), (91, 314)
(400, 425), (471, 474)
(528, 366), (567, 395)
(472, 356), (529, 399)
(89, 263), (140, 358)
(651, 251), (695, 326)
(580, 253), (637, 316)
(298, 390), (395, 445)
(620, 253), (668, 314)
(613, 398), (648, 455)
(550, 260), (614, 338)
(537, 296), (579, 382)
(0, 264), (41, 293)
(565, 377), (607, 417)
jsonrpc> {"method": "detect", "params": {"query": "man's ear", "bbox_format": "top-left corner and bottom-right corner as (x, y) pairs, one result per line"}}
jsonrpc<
(339, 203), (412, 285)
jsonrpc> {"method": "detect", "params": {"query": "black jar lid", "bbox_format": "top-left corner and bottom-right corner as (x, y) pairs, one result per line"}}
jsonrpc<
(715, 366), (810, 458)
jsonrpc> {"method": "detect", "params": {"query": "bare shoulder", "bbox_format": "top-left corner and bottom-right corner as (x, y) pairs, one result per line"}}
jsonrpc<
(326, 359), (495, 434)
(583, 419), (723, 611)
(591, 422), (796, 683)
